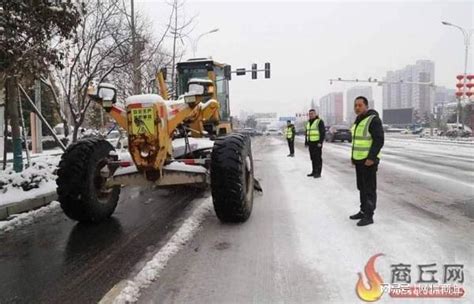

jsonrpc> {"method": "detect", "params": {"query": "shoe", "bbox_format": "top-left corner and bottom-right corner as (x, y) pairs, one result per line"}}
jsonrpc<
(307, 173), (315, 177)
(287, 154), (292, 157)
(313, 174), (321, 178)
(290, 154), (295, 157)
(357, 217), (374, 226)
(349, 212), (364, 220)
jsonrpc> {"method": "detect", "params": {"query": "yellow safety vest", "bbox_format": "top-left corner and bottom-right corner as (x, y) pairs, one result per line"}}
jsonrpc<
(306, 119), (320, 142)
(286, 126), (293, 139)
(351, 115), (381, 160)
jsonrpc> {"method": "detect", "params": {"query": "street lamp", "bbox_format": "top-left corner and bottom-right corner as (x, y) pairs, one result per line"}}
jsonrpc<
(442, 21), (473, 128)
(190, 28), (219, 57)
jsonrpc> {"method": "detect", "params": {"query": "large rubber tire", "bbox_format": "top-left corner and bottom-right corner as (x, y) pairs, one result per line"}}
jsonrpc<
(56, 138), (121, 223)
(210, 133), (254, 223)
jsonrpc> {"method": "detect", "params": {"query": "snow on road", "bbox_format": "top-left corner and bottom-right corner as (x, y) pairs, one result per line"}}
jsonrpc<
(0, 201), (61, 233)
(101, 198), (213, 304)
(137, 136), (472, 303)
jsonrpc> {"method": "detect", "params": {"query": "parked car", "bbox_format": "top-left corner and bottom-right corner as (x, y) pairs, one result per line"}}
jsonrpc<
(241, 128), (257, 137)
(445, 129), (472, 138)
(326, 125), (352, 142)
(106, 130), (128, 148)
(266, 128), (282, 136)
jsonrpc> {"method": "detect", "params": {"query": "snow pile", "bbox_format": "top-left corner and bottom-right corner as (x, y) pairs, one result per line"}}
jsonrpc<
(0, 157), (59, 206)
(113, 199), (213, 304)
(172, 137), (214, 158)
(0, 201), (61, 233)
(164, 162), (207, 174)
(125, 94), (164, 106)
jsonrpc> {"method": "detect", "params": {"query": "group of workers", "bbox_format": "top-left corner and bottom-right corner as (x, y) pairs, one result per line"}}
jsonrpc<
(284, 96), (384, 227)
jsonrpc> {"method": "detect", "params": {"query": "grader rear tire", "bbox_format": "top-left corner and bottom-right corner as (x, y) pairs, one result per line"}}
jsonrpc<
(210, 133), (254, 223)
(56, 138), (120, 223)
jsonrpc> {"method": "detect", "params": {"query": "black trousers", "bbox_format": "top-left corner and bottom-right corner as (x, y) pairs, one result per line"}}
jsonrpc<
(308, 142), (322, 175)
(287, 139), (295, 155)
(355, 163), (378, 217)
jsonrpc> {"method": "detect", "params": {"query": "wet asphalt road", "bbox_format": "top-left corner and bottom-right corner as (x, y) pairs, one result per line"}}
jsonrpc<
(0, 186), (207, 304)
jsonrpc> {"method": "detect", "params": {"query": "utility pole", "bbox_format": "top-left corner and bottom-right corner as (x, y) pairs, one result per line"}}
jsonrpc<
(0, 78), (4, 166)
(189, 29), (219, 57)
(171, 0), (178, 98)
(442, 21), (473, 129)
(31, 79), (43, 153)
(131, 0), (141, 94)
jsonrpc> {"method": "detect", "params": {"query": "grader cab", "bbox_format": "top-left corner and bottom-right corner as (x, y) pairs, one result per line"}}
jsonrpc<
(56, 58), (268, 224)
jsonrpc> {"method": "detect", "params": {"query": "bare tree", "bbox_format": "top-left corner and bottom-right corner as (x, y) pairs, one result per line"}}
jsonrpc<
(40, 76), (70, 138)
(110, 0), (175, 99)
(46, 0), (194, 143)
(51, 0), (133, 142)
(167, 0), (197, 97)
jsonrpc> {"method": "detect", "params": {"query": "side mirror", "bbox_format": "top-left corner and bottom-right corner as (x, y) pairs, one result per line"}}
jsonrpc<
(98, 83), (117, 103)
(88, 83), (117, 110)
(188, 83), (205, 95)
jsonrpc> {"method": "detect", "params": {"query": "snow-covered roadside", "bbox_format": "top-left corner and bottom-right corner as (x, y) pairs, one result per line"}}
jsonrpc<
(0, 155), (60, 207)
(0, 201), (61, 233)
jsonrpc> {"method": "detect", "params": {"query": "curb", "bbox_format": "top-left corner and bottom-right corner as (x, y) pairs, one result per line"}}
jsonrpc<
(0, 191), (57, 221)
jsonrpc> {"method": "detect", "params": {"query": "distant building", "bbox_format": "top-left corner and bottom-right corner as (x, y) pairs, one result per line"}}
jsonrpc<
(383, 60), (435, 116)
(383, 108), (413, 126)
(253, 112), (278, 119)
(252, 112), (278, 130)
(320, 92), (343, 125)
(435, 86), (456, 104)
(346, 86), (374, 123)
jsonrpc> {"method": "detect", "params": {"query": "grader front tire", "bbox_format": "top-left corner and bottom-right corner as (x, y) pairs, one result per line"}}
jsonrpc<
(56, 138), (121, 223)
(210, 134), (254, 223)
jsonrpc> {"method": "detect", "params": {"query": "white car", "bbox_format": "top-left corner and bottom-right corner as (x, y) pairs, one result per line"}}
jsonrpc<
(265, 129), (283, 136)
(107, 130), (128, 148)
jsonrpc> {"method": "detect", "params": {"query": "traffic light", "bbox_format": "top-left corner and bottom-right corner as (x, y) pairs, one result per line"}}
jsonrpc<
(265, 62), (271, 79)
(236, 68), (246, 76)
(251, 64), (257, 79)
(224, 65), (232, 80)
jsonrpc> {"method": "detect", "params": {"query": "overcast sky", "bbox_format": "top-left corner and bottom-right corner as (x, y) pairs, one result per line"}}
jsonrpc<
(137, 0), (473, 117)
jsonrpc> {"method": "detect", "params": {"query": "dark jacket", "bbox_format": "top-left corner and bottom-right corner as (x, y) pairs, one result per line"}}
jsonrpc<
(352, 109), (384, 163)
(286, 124), (296, 140)
(305, 117), (326, 145)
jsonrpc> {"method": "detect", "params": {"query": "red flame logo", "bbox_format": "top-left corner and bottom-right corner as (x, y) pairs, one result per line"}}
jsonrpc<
(356, 253), (384, 302)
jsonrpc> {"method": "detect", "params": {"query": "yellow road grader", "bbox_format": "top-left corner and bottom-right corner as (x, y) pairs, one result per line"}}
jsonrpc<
(56, 59), (269, 223)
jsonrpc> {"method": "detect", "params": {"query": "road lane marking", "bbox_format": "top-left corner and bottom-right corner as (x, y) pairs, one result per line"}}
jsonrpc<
(100, 198), (213, 304)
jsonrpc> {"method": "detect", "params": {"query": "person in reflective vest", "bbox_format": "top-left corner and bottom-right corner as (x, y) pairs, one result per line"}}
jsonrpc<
(304, 109), (325, 178)
(349, 96), (384, 227)
(285, 120), (296, 157)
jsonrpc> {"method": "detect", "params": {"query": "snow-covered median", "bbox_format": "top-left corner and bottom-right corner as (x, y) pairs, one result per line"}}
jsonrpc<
(0, 156), (59, 207)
